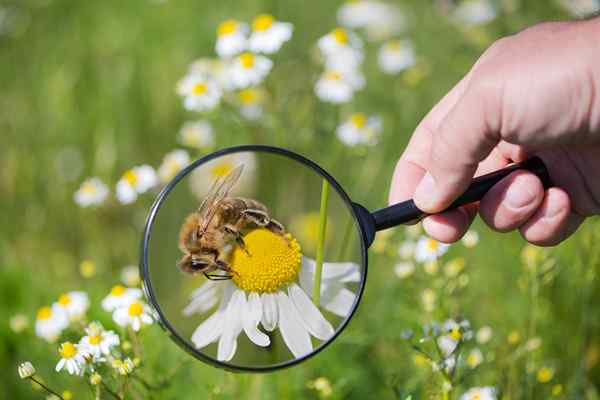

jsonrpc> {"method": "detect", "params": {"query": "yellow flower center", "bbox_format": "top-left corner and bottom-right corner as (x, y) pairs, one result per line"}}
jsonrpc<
(89, 335), (102, 345)
(192, 82), (208, 95)
(467, 353), (478, 367)
(128, 302), (143, 317)
(426, 238), (439, 252)
(230, 228), (302, 293)
(239, 52), (255, 69)
(58, 294), (71, 306)
(350, 113), (367, 128)
(123, 169), (138, 185)
(80, 260), (96, 278)
(210, 162), (234, 178)
(332, 27), (348, 44)
(449, 327), (462, 341)
(238, 88), (258, 105)
(217, 19), (238, 36)
(81, 181), (97, 194)
(387, 40), (402, 50)
(325, 71), (342, 81)
(59, 342), (77, 359)
(37, 306), (52, 320)
(537, 367), (553, 383)
(110, 285), (126, 297)
(472, 393), (481, 400)
(252, 14), (274, 31)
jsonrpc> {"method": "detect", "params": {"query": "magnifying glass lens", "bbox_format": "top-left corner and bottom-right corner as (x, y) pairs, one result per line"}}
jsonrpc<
(144, 149), (366, 370)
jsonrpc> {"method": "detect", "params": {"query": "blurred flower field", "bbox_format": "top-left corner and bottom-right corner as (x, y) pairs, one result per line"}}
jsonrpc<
(2, 0), (600, 399)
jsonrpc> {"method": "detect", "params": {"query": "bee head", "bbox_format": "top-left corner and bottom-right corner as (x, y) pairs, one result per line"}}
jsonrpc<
(178, 254), (209, 274)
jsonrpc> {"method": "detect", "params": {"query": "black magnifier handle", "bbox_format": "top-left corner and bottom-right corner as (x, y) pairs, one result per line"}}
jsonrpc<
(353, 157), (552, 246)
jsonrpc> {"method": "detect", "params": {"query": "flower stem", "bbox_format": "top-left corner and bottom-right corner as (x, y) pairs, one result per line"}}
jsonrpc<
(28, 376), (64, 400)
(313, 179), (330, 305)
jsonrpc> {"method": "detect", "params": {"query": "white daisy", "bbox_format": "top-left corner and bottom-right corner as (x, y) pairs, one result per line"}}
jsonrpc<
(111, 358), (135, 376)
(229, 52), (273, 89)
(55, 291), (89, 321)
(460, 387), (497, 400)
(101, 285), (143, 312)
(558, 0), (600, 17)
(438, 319), (473, 356)
(188, 57), (233, 91)
(378, 39), (416, 75)
(476, 325), (493, 344)
(35, 305), (69, 343)
(398, 240), (416, 260)
(177, 73), (222, 112)
(415, 235), (450, 263)
(337, 1), (406, 40)
(314, 69), (364, 104)
(158, 149), (190, 183)
(215, 19), (249, 58)
(79, 322), (120, 359)
(113, 300), (154, 332)
(318, 27), (362, 59)
(462, 230), (480, 248)
(18, 361), (36, 379)
(236, 87), (266, 120)
(336, 113), (382, 146)
(451, 0), (497, 26)
(363, 3), (406, 42)
(178, 120), (215, 150)
(56, 341), (89, 376)
(115, 165), (158, 205)
(184, 228), (360, 362)
(466, 348), (484, 368)
(394, 261), (415, 279)
(74, 177), (109, 207)
(249, 14), (293, 54)
(121, 265), (141, 287)
(189, 151), (257, 200)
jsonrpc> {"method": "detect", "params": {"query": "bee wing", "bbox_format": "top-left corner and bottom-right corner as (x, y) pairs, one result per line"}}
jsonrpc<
(197, 164), (244, 233)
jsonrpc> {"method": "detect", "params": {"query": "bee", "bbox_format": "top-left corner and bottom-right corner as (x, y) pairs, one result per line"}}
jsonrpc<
(177, 164), (285, 280)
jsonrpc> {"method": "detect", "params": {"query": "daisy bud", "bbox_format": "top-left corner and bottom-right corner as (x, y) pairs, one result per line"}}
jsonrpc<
(18, 361), (36, 379)
(90, 373), (102, 385)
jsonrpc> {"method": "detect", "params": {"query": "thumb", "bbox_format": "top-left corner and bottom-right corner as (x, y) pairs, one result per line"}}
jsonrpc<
(413, 84), (501, 213)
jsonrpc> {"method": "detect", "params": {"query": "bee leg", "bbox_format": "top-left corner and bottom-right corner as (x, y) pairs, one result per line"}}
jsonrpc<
(266, 218), (285, 234)
(224, 225), (250, 255)
(242, 209), (271, 226)
(216, 259), (239, 277)
(204, 273), (233, 281)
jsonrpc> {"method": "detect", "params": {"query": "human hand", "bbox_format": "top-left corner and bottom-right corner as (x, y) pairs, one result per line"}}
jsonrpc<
(389, 20), (600, 246)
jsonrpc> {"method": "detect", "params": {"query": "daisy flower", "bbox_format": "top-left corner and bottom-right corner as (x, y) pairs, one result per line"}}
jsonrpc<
(438, 319), (473, 356)
(55, 291), (89, 321)
(394, 261), (415, 279)
(537, 366), (554, 383)
(451, 0), (497, 26)
(74, 177), (109, 207)
(35, 305), (69, 342)
(101, 284), (142, 312)
(178, 120), (215, 150)
(476, 325), (493, 344)
(79, 322), (120, 359)
(18, 361), (36, 379)
(337, 0), (386, 29)
(460, 387), (497, 400)
(336, 113), (382, 147)
(56, 341), (88, 376)
(229, 52), (273, 89)
(115, 165), (158, 205)
(189, 151), (256, 200)
(314, 70), (364, 104)
(398, 240), (416, 260)
(158, 149), (190, 183)
(113, 300), (154, 331)
(558, 0), (600, 17)
(215, 19), (248, 58)
(248, 14), (293, 54)
(317, 27), (362, 59)
(188, 57), (232, 91)
(236, 87), (266, 120)
(466, 348), (483, 368)
(462, 230), (480, 248)
(177, 73), (222, 112)
(111, 358), (135, 376)
(121, 265), (140, 287)
(415, 235), (450, 263)
(378, 39), (416, 75)
(184, 228), (360, 362)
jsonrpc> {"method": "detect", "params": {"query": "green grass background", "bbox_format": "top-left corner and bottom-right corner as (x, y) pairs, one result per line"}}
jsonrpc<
(1, 0), (600, 398)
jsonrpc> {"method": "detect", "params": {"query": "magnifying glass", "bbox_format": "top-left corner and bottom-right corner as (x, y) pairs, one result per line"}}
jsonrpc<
(141, 145), (550, 372)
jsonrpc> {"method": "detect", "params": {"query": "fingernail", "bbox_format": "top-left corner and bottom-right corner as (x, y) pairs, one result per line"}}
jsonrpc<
(414, 172), (436, 211)
(505, 178), (537, 210)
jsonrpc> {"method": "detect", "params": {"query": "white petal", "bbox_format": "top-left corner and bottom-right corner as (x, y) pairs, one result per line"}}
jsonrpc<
(132, 318), (141, 331)
(191, 310), (225, 349)
(56, 359), (65, 372)
(322, 262), (361, 283)
(321, 283), (356, 317)
(217, 289), (244, 362)
(243, 292), (270, 347)
(276, 291), (312, 358)
(183, 290), (219, 316)
(260, 292), (278, 331)
(288, 283), (334, 341)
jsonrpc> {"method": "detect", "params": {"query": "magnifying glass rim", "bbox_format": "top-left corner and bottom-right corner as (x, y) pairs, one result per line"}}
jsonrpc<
(140, 144), (368, 372)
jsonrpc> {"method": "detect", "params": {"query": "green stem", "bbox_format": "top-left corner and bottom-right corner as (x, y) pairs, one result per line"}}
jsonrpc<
(28, 376), (64, 400)
(313, 179), (330, 305)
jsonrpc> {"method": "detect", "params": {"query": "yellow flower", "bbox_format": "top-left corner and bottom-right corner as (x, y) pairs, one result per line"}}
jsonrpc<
(413, 353), (428, 366)
(507, 330), (520, 345)
(537, 367), (554, 383)
(551, 384), (563, 396)
(90, 372), (102, 385)
(62, 390), (73, 400)
(79, 259), (96, 278)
